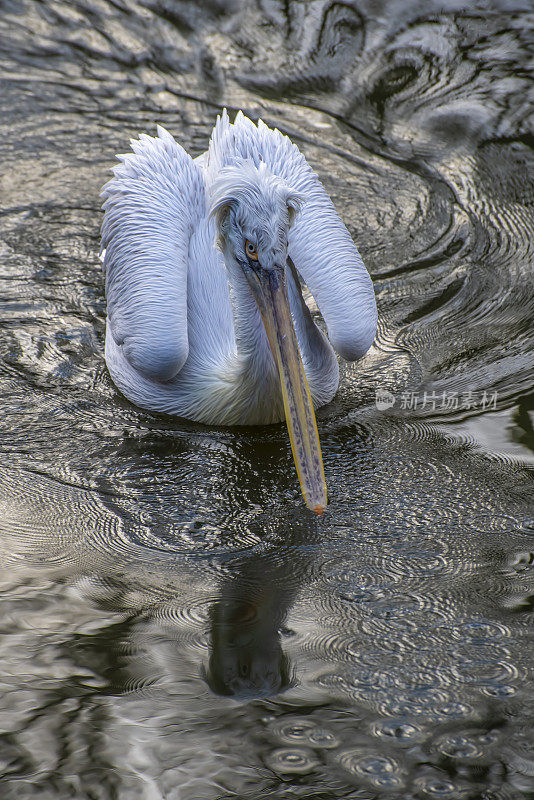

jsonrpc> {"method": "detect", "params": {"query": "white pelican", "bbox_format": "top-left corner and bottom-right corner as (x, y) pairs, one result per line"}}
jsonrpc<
(101, 111), (377, 513)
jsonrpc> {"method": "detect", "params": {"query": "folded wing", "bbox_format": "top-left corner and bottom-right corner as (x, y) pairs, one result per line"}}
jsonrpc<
(101, 127), (204, 382)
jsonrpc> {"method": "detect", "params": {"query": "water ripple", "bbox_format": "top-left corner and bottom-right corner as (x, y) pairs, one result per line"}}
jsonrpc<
(264, 747), (320, 775)
(270, 717), (340, 750)
(336, 749), (405, 789)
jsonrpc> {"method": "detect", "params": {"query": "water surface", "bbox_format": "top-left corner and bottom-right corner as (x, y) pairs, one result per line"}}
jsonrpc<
(1, 1), (534, 797)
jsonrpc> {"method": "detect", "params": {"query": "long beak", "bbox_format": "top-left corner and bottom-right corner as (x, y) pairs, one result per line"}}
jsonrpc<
(245, 264), (327, 514)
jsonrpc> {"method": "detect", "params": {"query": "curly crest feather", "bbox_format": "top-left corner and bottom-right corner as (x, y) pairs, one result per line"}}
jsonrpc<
(209, 159), (303, 252)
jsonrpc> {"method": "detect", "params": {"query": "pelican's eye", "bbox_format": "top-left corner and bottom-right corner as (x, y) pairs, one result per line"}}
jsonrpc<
(245, 240), (258, 261)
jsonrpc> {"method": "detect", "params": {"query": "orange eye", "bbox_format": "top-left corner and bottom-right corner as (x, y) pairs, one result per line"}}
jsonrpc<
(245, 240), (258, 261)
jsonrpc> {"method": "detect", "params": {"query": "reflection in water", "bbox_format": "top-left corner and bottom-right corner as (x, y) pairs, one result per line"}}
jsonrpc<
(205, 523), (315, 697)
(206, 554), (293, 697)
(511, 398), (534, 456)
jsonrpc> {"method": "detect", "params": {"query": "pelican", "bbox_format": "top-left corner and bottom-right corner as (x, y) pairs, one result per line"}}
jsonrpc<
(101, 111), (377, 512)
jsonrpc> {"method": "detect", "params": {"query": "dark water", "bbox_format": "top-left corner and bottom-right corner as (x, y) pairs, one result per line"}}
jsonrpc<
(1, 1), (534, 797)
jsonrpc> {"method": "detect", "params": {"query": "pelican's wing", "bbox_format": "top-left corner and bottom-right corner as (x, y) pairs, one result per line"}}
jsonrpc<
(205, 111), (377, 361)
(101, 127), (205, 382)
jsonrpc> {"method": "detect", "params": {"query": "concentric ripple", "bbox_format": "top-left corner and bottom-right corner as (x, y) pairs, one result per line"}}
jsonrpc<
(336, 749), (405, 789)
(264, 747), (320, 775)
(270, 717), (340, 750)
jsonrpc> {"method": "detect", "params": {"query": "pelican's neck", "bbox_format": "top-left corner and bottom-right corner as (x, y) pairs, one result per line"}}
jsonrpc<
(223, 256), (284, 424)
(227, 259), (268, 362)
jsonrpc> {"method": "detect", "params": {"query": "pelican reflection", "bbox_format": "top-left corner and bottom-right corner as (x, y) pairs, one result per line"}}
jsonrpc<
(205, 522), (316, 697)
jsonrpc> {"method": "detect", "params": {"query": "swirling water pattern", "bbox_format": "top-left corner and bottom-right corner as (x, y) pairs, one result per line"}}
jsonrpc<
(0, 1), (533, 798)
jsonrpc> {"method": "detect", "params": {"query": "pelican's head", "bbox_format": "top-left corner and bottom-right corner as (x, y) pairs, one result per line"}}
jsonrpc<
(209, 159), (301, 265)
(210, 161), (327, 514)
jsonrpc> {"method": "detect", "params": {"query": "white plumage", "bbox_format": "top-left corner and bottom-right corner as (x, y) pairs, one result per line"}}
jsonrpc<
(101, 110), (377, 427)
